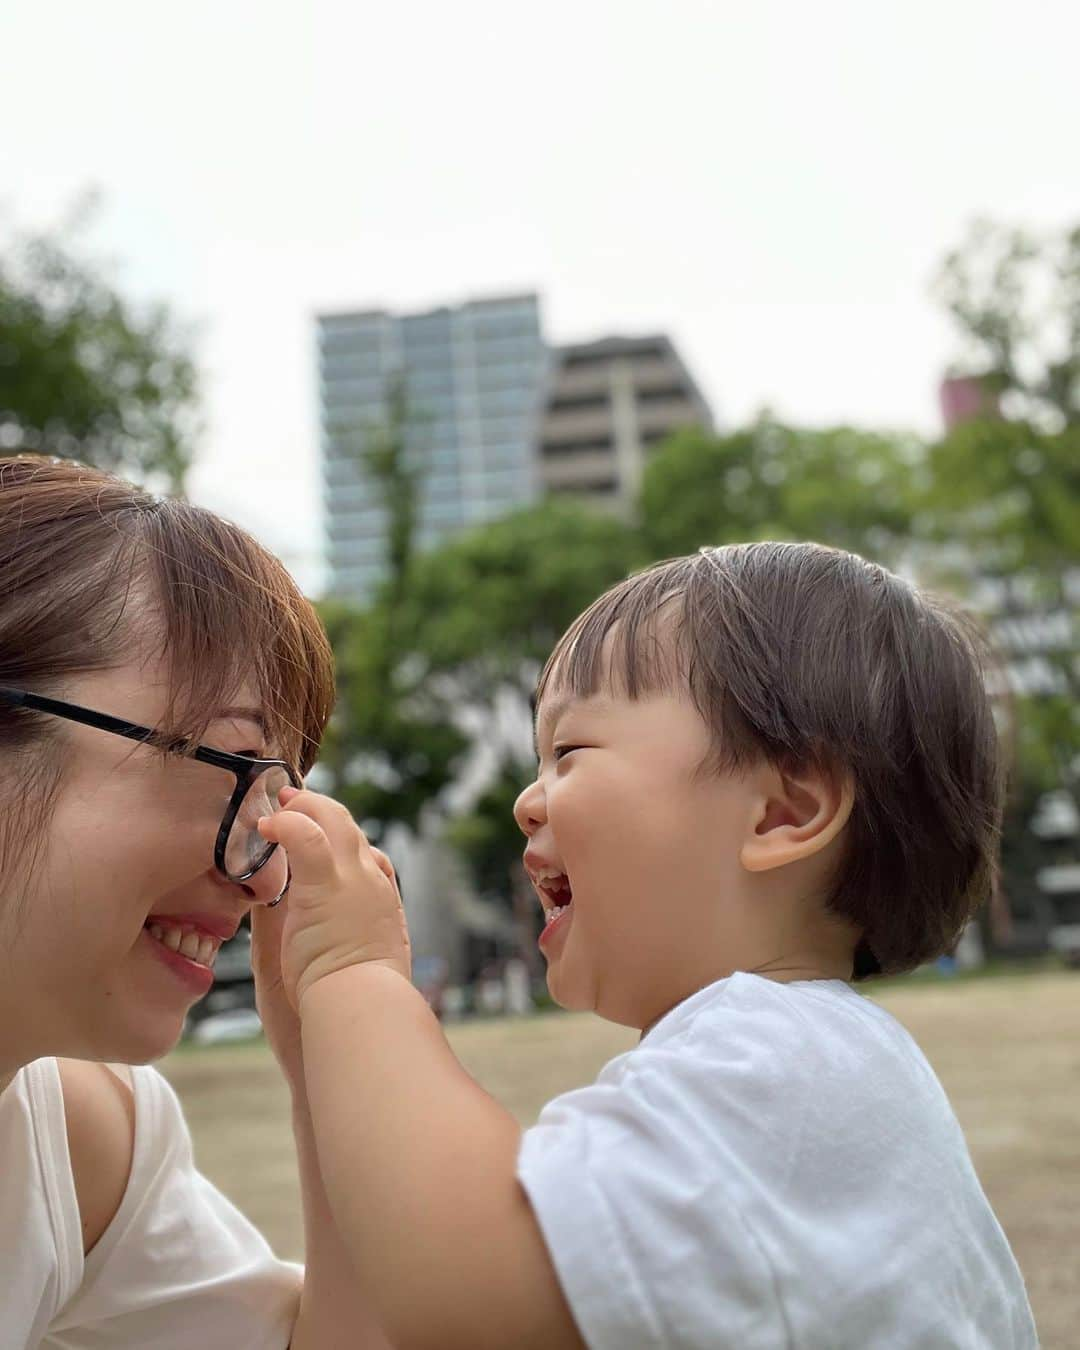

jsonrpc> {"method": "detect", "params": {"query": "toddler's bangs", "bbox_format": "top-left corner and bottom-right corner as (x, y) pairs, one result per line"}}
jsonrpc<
(535, 564), (691, 710)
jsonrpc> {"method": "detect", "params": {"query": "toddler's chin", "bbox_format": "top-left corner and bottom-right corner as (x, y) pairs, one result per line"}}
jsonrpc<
(546, 968), (592, 1015)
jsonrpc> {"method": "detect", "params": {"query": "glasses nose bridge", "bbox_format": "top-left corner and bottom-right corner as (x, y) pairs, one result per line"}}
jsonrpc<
(241, 840), (290, 905)
(218, 761), (292, 886)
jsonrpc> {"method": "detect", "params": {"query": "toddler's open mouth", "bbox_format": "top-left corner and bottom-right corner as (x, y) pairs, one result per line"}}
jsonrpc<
(532, 869), (573, 925)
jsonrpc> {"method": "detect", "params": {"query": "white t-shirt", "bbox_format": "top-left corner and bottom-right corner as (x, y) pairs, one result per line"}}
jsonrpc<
(1, 1057), (301, 1350)
(518, 973), (1038, 1349)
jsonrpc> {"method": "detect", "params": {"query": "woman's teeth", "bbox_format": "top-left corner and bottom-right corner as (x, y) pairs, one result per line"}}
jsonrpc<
(146, 923), (219, 969)
(545, 903), (572, 927)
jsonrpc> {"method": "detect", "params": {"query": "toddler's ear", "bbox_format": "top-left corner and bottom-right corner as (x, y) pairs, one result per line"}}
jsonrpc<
(739, 760), (854, 873)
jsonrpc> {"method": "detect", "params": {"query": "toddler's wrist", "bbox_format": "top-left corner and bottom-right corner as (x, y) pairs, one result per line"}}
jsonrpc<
(295, 954), (411, 1014)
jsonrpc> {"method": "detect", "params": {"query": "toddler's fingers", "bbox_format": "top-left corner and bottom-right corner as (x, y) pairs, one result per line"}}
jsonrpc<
(250, 902), (287, 987)
(370, 847), (401, 895)
(273, 786), (366, 858)
(258, 808), (337, 889)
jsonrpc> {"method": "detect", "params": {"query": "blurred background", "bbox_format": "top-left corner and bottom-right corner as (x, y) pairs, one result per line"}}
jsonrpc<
(2, 1), (1077, 1341)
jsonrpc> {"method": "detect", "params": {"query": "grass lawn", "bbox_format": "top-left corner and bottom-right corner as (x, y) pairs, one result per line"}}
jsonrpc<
(162, 970), (1077, 1347)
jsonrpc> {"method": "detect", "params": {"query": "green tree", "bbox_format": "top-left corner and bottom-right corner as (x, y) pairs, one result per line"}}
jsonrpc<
(914, 413), (1080, 953)
(318, 377), (466, 844)
(316, 599), (466, 843)
(934, 218), (1080, 428)
(0, 217), (198, 493)
(932, 221), (1080, 949)
(444, 762), (540, 969)
(640, 418), (918, 563)
(404, 500), (644, 953)
(918, 419), (1080, 577)
(360, 375), (423, 631)
(405, 499), (646, 698)
(913, 418), (1078, 743)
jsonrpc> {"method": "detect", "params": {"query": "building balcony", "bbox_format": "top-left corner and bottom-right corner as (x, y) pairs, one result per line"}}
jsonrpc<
(541, 448), (618, 490)
(635, 398), (703, 435)
(541, 406), (618, 445)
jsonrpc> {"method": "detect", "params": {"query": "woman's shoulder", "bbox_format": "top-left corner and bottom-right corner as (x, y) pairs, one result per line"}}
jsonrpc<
(56, 1060), (136, 1255)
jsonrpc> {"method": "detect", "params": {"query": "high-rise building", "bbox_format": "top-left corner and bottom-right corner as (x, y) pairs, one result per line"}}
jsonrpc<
(319, 294), (548, 600)
(538, 334), (714, 512)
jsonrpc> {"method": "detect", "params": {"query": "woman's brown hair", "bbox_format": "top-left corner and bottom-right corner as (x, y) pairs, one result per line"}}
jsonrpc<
(536, 541), (1005, 979)
(0, 455), (335, 861)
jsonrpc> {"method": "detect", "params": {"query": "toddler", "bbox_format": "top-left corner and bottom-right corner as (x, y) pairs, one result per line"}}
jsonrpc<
(262, 542), (1037, 1349)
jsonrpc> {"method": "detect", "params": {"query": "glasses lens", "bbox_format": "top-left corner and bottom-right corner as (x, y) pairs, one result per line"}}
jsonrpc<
(224, 765), (293, 879)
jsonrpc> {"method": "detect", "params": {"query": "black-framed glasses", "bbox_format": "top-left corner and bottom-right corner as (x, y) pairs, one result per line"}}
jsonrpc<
(0, 686), (301, 883)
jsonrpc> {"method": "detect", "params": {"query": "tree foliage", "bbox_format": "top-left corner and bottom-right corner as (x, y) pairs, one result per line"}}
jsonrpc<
(0, 218), (198, 493)
(934, 218), (1080, 428)
(404, 499), (645, 697)
(443, 758), (543, 971)
(319, 218), (1080, 958)
(918, 419), (1080, 576)
(316, 598), (468, 843)
(640, 418), (919, 564)
(400, 500), (643, 926)
(318, 379), (467, 843)
(913, 415), (1079, 828)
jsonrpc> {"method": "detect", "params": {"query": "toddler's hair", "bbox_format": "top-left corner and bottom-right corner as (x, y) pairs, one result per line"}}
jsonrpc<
(537, 542), (1004, 978)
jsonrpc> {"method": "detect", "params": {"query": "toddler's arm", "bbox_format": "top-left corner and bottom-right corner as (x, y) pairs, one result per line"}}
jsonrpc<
(260, 790), (585, 1350)
(251, 901), (393, 1350)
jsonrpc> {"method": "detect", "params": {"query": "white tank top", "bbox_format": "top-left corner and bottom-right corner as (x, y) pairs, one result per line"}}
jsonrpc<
(0, 1057), (301, 1349)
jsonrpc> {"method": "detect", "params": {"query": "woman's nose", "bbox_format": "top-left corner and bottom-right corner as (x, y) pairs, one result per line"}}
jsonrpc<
(242, 842), (291, 906)
(513, 778), (547, 837)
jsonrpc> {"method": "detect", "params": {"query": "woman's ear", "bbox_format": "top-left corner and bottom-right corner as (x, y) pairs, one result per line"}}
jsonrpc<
(739, 760), (854, 873)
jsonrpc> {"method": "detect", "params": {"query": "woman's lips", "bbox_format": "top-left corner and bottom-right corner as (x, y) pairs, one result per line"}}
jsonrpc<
(141, 926), (215, 996)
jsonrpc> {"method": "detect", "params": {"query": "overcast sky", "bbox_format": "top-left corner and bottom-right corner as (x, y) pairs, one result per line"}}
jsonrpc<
(2, 0), (1077, 594)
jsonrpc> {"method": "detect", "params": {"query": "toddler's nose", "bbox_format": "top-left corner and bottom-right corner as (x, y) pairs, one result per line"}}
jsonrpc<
(513, 778), (547, 837)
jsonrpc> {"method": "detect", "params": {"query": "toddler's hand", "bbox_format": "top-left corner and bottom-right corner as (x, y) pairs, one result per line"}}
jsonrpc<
(257, 787), (410, 1010)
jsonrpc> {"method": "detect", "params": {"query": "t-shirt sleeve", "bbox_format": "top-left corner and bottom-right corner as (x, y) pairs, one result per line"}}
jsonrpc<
(44, 1065), (301, 1350)
(516, 1047), (782, 1350)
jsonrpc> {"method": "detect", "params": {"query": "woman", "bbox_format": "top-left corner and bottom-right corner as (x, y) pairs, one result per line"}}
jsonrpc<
(0, 455), (389, 1347)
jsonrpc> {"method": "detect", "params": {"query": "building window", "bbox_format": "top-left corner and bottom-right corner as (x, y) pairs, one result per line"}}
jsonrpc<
(635, 385), (690, 405)
(550, 477), (618, 495)
(541, 438), (614, 458)
(548, 391), (611, 413)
